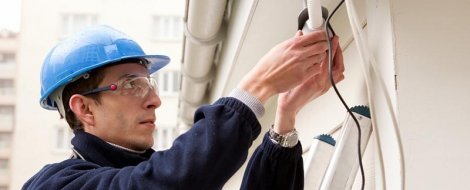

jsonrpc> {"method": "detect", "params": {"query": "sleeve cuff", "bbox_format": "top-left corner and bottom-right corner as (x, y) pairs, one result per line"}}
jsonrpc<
(262, 132), (302, 160)
(228, 88), (265, 118)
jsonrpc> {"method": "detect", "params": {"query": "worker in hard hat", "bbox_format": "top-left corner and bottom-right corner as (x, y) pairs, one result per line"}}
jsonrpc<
(23, 25), (344, 189)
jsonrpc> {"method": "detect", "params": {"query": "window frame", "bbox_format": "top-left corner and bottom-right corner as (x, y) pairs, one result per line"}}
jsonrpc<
(153, 70), (180, 97)
(0, 106), (14, 131)
(152, 125), (176, 151)
(60, 13), (99, 38)
(0, 79), (15, 96)
(151, 15), (183, 41)
(52, 123), (74, 154)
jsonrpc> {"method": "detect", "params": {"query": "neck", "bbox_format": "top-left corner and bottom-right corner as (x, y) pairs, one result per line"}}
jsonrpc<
(106, 141), (147, 154)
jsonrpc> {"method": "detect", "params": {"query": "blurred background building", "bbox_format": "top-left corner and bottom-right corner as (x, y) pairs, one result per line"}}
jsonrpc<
(0, 29), (18, 190)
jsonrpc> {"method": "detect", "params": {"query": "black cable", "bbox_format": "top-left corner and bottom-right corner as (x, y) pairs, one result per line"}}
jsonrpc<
(324, 1), (366, 190)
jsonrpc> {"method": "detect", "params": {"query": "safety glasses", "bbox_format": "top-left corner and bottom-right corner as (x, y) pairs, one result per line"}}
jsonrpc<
(81, 76), (159, 97)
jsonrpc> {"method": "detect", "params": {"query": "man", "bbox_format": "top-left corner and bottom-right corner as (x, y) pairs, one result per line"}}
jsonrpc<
(23, 25), (343, 189)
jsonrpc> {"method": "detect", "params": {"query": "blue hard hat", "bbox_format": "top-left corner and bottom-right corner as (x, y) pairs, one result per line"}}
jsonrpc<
(40, 25), (170, 110)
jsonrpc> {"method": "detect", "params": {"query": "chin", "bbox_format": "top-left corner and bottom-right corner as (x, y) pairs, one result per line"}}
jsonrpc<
(136, 139), (154, 150)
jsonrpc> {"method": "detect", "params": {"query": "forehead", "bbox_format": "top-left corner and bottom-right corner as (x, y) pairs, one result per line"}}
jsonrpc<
(102, 62), (149, 80)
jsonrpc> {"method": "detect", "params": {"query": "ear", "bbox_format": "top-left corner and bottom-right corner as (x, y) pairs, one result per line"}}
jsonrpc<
(69, 94), (96, 128)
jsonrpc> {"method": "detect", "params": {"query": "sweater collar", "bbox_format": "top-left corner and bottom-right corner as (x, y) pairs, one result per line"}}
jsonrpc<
(71, 130), (154, 168)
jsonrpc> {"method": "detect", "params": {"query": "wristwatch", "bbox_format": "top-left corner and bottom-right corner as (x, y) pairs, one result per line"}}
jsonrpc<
(268, 125), (299, 148)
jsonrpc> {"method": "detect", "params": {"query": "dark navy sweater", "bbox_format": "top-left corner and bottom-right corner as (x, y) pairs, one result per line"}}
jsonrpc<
(23, 97), (303, 189)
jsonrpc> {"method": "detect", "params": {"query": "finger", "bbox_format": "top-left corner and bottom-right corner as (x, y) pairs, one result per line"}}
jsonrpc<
(323, 36), (338, 67)
(297, 30), (327, 47)
(327, 36), (344, 74)
(304, 61), (322, 75)
(333, 73), (345, 84)
(320, 53), (329, 71)
(295, 30), (303, 37)
(300, 41), (328, 59)
(313, 60), (328, 83)
(330, 36), (340, 56)
(302, 53), (324, 65)
(333, 43), (345, 73)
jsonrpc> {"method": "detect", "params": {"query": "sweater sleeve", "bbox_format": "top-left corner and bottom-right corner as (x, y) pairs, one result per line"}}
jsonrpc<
(241, 133), (304, 190)
(23, 97), (261, 190)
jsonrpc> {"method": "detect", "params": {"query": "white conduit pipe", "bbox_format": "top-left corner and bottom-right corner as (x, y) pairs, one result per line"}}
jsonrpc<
(304, 0), (388, 188)
(306, 0), (323, 29)
(344, 0), (405, 189)
(179, 0), (228, 131)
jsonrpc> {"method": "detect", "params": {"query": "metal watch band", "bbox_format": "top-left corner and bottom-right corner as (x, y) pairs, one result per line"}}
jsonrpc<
(268, 125), (299, 148)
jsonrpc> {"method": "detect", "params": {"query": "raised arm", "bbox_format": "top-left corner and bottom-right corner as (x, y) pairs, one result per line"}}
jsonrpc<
(241, 35), (344, 190)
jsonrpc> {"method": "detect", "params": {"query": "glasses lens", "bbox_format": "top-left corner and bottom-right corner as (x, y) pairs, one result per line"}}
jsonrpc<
(149, 77), (159, 96)
(119, 77), (159, 97)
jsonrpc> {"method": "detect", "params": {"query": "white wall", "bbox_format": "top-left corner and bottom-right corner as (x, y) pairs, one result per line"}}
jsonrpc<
(392, 0), (470, 189)
(308, 0), (470, 189)
(216, 0), (470, 189)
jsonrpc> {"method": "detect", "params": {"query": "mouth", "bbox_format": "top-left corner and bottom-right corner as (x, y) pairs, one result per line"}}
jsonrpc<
(139, 118), (156, 128)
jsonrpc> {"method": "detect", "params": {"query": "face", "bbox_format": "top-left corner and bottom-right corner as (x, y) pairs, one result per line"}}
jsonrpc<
(86, 63), (161, 151)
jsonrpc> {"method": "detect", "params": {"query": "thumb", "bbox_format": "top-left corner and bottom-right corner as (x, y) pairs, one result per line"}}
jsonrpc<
(295, 30), (303, 37)
(330, 36), (340, 56)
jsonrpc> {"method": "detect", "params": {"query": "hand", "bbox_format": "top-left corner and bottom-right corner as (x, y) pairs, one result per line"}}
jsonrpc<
(238, 30), (328, 104)
(274, 36), (345, 134)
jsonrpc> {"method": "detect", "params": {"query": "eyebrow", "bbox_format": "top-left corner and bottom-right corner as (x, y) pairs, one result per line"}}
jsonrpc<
(117, 74), (151, 80)
(117, 74), (138, 80)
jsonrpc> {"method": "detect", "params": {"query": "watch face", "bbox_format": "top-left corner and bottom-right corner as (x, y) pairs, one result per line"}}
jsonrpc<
(269, 127), (299, 148)
(281, 132), (299, 147)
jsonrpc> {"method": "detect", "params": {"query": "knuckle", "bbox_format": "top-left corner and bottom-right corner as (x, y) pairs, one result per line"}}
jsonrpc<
(290, 51), (303, 62)
(292, 37), (303, 47)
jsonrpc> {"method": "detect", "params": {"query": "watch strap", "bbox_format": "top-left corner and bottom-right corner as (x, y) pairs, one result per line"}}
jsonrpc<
(268, 125), (299, 148)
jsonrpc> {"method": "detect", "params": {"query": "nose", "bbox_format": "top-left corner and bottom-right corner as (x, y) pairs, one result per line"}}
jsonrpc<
(144, 88), (161, 110)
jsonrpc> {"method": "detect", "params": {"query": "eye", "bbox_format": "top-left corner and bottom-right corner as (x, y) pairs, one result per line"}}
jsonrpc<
(122, 78), (138, 89)
(122, 81), (133, 89)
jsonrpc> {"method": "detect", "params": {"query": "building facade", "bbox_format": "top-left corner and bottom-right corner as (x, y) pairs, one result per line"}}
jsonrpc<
(0, 30), (18, 190)
(10, 0), (184, 189)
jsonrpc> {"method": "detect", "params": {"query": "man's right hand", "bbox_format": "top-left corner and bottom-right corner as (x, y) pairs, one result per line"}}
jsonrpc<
(238, 30), (328, 104)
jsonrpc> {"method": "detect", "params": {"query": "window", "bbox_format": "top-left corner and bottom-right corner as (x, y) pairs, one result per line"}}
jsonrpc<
(0, 53), (15, 64)
(153, 70), (180, 95)
(0, 133), (11, 152)
(0, 159), (8, 177)
(55, 125), (73, 151)
(0, 106), (14, 130)
(152, 16), (183, 41)
(0, 79), (14, 95)
(153, 126), (176, 151)
(61, 14), (98, 37)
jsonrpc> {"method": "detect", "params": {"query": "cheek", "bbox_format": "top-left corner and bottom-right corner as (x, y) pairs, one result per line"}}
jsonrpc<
(115, 111), (131, 128)
(106, 107), (133, 127)
(96, 103), (126, 126)
(98, 96), (141, 128)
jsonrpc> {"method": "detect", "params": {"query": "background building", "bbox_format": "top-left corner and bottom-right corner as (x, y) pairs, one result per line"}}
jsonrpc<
(10, 0), (184, 189)
(0, 29), (18, 190)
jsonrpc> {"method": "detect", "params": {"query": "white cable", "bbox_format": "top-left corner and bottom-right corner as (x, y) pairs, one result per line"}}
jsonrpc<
(342, 1), (387, 189)
(344, 0), (406, 189)
(346, 2), (398, 189)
